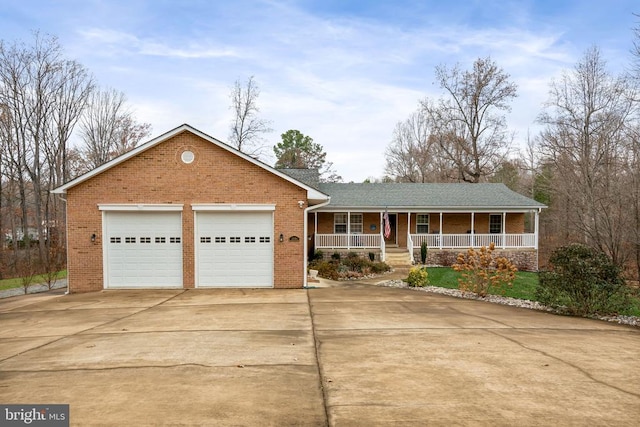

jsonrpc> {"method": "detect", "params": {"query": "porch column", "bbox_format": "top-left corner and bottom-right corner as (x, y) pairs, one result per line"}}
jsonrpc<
(314, 212), (318, 234)
(407, 211), (411, 249)
(347, 211), (351, 250)
(502, 211), (507, 249)
(534, 209), (540, 250)
(471, 212), (475, 247)
(439, 212), (443, 250)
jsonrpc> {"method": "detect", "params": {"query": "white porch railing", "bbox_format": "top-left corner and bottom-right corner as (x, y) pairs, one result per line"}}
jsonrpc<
(315, 233), (382, 249)
(315, 233), (536, 249)
(410, 233), (536, 249)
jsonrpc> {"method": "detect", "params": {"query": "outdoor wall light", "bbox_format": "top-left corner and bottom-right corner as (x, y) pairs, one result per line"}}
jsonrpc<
(279, 233), (284, 242)
(91, 233), (96, 243)
(298, 200), (305, 208)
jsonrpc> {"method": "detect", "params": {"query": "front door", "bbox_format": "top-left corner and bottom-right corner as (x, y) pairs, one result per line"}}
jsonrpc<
(384, 213), (397, 246)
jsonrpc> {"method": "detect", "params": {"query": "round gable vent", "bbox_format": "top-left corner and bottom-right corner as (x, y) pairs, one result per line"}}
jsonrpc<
(181, 150), (195, 164)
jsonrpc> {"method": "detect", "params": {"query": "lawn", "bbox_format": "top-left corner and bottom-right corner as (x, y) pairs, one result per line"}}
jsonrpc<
(0, 270), (67, 291)
(425, 267), (640, 317)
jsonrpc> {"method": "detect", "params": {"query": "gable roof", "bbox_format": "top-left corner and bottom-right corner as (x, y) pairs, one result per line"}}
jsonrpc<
(52, 124), (329, 203)
(317, 183), (546, 211)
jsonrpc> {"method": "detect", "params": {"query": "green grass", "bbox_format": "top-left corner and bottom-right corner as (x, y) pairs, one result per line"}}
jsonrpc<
(426, 267), (538, 301)
(425, 267), (640, 316)
(0, 270), (67, 291)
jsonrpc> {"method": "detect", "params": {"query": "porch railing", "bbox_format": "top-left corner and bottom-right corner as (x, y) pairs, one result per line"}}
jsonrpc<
(314, 233), (536, 249)
(315, 233), (382, 249)
(409, 233), (536, 249)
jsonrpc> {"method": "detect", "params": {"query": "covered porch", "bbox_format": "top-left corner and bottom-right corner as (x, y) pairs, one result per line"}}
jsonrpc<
(311, 210), (541, 259)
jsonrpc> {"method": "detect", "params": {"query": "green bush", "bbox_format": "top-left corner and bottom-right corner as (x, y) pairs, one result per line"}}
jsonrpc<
(536, 244), (631, 316)
(420, 241), (428, 265)
(331, 252), (341, 260)
(368, 252), (376, 262)
(406, 266), (429, 287)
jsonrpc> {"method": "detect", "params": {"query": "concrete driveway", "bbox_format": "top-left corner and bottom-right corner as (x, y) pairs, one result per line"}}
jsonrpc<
(1, 283), (639, 426)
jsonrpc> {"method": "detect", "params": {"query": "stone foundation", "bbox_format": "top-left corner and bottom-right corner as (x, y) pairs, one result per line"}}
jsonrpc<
(412, 248), (539, 271)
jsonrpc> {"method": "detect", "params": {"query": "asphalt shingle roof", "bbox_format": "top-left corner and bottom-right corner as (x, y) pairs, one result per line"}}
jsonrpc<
(316, 183), (546, 209)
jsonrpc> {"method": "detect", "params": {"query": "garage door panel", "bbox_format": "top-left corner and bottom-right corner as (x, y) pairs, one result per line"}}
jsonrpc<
(105, 212), (182, 288)
(196, 212), (273, 288)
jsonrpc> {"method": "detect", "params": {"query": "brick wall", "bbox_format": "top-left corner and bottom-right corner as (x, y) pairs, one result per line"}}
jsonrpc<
(65, 130), (308, 292)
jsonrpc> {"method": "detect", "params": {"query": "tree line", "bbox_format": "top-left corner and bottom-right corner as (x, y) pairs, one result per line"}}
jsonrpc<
(0, 33), (150, 281)
(384, 35), (640, 280)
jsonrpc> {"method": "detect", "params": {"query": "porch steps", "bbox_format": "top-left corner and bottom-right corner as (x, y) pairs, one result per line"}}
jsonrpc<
(384, 248), (413, 268)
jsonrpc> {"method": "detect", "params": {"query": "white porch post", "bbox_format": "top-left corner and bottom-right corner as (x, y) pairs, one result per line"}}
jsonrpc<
(534, 209), (540, 250)
(314, 212), (318, 234)
(407, 212), (411, 249)
(347, 211), (351, 250)
(471, 212), (475, 247)
(502, 211), (507, 249)
(439, 212), (443, 250)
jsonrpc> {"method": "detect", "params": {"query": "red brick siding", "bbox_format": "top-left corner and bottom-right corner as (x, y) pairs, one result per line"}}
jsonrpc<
(65, 130), (307, 292)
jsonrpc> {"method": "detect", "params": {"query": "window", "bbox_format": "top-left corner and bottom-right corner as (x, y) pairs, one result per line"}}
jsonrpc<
(230, 237), (241, 243)
(155, 237), (166, 243)
(110, 237), (121, 244)
(200, 237), (211, 243)
(140, 237), (151, 243)
(416, 214), (429, 234)
(334, 213), (347, 234)
(245, 237), (256, 243)
(125, 237), (136, 243)
(215, 237), (226, 243)
(260, 236), (270, 243)
(489, 214), (502, 234)
(170, 237), (181, 243)
(334, 213), (363, 234)
(350, 214), (363, 234)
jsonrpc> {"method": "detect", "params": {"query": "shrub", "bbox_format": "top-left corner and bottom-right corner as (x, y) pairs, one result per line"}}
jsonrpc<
(536, 244), (631, 316)
(406, 266), (428, 287)
(420, 241), (428, 265)
(371, 262), (391, 274)
(311, 249), (324, 262)
(315, 261), (339, 280)
(453, 243), (517, 297)
(331, 252), (341, 260)
(368, 252), (376, 262)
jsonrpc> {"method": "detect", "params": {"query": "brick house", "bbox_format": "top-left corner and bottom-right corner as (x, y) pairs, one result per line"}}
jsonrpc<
(53, 124), (545, 293)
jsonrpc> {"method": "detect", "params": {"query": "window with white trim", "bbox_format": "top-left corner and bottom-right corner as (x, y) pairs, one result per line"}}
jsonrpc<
(334, 213), (347, 234)
(489, 214), (502, 234)
(350, 214), (363, 234)
(416, 214), (429, 234)
(334, 213), (363, 234)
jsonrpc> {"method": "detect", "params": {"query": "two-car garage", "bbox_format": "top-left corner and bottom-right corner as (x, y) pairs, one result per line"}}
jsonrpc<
(102, 206), (274, 289)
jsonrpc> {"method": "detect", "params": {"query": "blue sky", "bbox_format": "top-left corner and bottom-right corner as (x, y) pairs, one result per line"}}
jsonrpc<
(1, 0), (638, 181)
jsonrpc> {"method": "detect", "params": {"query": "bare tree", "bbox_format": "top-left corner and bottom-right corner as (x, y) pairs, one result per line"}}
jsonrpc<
(228, 76), (272, 157)
(78, 88), (151, 171)
(422, 57), (518, 183)
(538, 46), (638, 267)
(0, 33), (92, 276)
(384, 110), (450, 182)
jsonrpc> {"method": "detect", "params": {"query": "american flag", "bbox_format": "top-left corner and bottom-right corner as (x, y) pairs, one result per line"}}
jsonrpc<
(383, 211), (391, 239)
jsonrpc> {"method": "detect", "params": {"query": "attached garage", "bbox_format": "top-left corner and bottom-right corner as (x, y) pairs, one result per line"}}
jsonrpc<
(102, 207), (183, 288)
(195, 206), (274, 287)
(53, 124), (329, 293)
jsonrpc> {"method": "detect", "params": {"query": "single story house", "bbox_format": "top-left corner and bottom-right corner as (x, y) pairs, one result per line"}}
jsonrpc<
(53, 124), (546, 293)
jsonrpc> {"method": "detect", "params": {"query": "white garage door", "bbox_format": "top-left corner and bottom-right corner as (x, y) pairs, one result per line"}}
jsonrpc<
(104, 211), (183, 288)
(196, 211), (273, 287)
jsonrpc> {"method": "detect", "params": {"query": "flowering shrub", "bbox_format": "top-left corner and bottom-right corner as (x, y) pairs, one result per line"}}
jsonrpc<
(452, 243), (517, 297)
(406, 266), (429, 287)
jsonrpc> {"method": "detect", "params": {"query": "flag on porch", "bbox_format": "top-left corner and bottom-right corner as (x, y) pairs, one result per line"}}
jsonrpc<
(383, 210), (391, 239)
